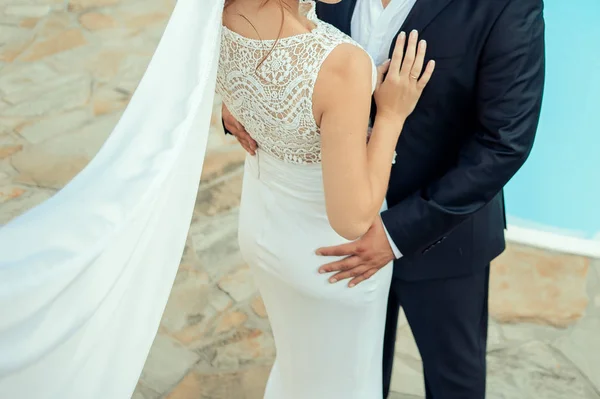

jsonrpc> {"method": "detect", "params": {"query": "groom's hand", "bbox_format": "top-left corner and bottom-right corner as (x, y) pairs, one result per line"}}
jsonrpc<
(317, 217), (394, 287)
(222, 103), (257, 155)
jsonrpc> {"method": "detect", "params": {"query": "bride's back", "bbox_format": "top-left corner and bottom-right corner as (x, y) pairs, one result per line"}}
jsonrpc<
(217, 7), (394, 397)
(217, 0), (370, 164)
(222, 0), (317, 42)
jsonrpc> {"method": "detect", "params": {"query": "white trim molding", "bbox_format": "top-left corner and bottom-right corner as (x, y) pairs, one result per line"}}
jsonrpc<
(506, 224), (600, 259)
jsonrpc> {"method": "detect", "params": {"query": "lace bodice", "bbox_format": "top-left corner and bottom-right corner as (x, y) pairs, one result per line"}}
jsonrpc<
(216, 1), (376, 164)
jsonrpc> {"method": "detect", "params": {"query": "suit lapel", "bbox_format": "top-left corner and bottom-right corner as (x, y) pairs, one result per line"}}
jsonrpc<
(390, 0), (456, 55)
(346, 0), (358, 36)
(315, 0), (357, 36)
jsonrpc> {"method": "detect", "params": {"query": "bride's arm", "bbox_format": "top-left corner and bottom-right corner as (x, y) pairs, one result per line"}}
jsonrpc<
(314, 46), (398, 241)
(314, 31), (433, 240)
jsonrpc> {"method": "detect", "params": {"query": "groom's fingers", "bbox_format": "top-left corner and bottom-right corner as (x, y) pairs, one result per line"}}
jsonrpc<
(239, 138), (255, 155)
(223, 102), (258, 155)
(318, 255), (361, 276)
(234, 130), (257, 155)
(348, 268), (378, 287)
(316, 241), (357, 258)
(331, 265), (370, 284)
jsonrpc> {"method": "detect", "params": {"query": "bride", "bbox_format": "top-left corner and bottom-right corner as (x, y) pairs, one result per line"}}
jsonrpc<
(220, 0), (433, 397)
(0, 0), (432, 397)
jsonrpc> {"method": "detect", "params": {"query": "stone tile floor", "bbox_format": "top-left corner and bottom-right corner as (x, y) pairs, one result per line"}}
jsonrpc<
(1, 0), (599, 398)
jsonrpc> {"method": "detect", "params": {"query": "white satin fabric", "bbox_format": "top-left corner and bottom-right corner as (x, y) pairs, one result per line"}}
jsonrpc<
(0, 0), (223, 397)
(219, 5), (393, 395)
(239, 152), (393, 398)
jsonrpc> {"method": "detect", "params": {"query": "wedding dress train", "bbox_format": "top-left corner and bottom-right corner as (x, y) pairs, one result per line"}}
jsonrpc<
(0, 0), (224, 397)
(0, 0), (393, 397)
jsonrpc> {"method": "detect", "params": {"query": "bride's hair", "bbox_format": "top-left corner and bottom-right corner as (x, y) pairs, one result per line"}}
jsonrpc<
(223, 0), (290, 70)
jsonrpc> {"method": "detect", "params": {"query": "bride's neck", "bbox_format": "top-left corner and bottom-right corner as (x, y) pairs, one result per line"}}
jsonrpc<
(224, 0), (316, 40)
(280, 0), (302, 17)
(227, 0), (302, 18)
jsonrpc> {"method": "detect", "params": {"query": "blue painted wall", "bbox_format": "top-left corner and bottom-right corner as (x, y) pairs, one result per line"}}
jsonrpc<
(505, 0), (600, 239)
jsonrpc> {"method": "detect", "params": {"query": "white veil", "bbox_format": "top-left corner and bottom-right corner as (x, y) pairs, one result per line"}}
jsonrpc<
(0, 0), (224, 397)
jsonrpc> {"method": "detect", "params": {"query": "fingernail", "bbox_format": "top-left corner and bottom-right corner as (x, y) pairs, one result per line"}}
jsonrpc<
(318, 269), (325, 274)
(349, 283), (355, 288)
(412, 29), (418, 34)
(329, 278), (337, 283)
(399, 31), (406, 38)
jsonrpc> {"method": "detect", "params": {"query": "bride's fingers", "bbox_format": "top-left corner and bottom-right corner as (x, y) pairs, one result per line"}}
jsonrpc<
(376, 59), (391, 89)
(409, 39), (427, 81)
(399, 30), (419, 77)
(388, 31), (406, 76)
(417, 59), (436, 91)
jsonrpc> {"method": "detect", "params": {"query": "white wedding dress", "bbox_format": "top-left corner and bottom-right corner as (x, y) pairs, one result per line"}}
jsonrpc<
(217, 2), (393, 398)
(0, 0), (223, 397)
(0, 0), (392, 397)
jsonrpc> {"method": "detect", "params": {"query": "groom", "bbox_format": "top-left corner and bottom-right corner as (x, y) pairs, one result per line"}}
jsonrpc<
(224, 0), (546, 397)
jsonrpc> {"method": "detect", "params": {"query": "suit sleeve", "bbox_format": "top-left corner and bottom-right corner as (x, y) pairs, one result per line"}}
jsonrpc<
(222, 118), (232, 135)
(380, 0), (546, 256)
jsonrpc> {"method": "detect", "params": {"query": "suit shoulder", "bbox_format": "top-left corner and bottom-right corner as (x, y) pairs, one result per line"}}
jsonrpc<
(494, 0), (544, 15)
(475, 0), (543, 29)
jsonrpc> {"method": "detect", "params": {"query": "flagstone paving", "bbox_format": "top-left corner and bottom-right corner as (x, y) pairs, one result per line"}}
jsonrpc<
(1, 1), (599, 398)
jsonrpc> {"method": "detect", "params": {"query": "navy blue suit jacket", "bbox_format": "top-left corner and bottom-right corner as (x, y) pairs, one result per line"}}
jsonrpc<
(317, 0), (545, 280)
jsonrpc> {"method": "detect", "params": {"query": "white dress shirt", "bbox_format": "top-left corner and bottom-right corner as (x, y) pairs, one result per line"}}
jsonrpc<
(351, 0), (418, 65)
(352, 0), (417, 258)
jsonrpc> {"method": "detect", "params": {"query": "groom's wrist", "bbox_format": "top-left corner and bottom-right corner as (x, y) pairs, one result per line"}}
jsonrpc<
(381, 218), (403, 259)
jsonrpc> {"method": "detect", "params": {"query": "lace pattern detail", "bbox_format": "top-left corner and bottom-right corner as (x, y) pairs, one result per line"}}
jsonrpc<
(217, 1), (373, 164)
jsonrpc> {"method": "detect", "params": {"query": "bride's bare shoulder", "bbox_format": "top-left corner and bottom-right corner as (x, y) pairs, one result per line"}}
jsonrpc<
(312, 43), (373, 123)
(319, 43), (372, 82)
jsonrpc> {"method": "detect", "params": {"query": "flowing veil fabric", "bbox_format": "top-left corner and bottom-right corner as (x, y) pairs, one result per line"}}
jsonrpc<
(0, 0), (224, 397)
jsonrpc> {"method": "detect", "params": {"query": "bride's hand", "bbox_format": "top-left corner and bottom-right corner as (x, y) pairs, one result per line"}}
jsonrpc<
(374, 30), (435, 126)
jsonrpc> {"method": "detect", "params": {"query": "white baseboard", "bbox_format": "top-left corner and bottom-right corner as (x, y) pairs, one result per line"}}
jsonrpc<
(505, 224), (600, 259)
